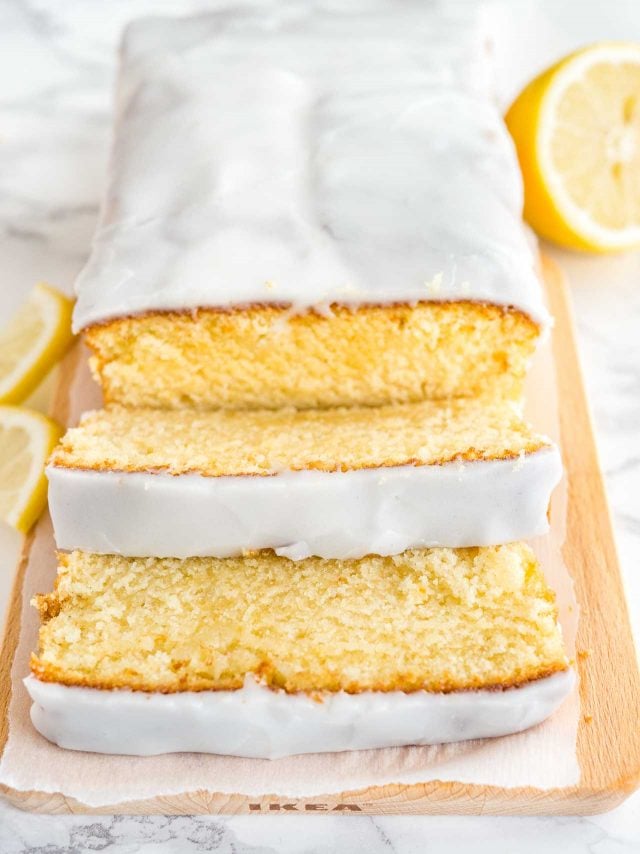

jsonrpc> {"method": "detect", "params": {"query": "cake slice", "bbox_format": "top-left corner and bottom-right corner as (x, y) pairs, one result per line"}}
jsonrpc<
(27, 544), (573, 757)
(47, 399), (561, 558)
(74, 8), (547, 410)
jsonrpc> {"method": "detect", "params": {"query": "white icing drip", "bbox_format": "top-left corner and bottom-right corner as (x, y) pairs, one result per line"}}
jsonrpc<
(25, 670), (575, 758)
(72, 3), (548, 331)
(47, 448), (562, 559)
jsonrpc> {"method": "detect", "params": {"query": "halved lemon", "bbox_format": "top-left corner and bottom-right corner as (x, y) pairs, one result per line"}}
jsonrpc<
(506, 43), (640, 252)
(0, 283), (74, 405)
(0, 406), (62, 533)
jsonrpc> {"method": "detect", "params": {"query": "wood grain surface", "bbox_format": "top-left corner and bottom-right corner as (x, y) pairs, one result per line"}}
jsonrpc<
(1, 256), (639, 815)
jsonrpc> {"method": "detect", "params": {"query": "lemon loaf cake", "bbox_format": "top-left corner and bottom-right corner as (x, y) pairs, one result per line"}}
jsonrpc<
(73, 6), (548, 410)
(27, 545), (573, 757)
(47, 400), (561, 558)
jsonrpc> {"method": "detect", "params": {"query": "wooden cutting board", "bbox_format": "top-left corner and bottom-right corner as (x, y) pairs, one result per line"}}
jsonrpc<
(1, 256), (639, 815)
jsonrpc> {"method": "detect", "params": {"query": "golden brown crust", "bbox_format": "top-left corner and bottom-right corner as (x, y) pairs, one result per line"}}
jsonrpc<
(32, 592), (60, 621)
(48, 444), (547, 477)
(82, 299), (541, 334)
(29, 655), (568, 696)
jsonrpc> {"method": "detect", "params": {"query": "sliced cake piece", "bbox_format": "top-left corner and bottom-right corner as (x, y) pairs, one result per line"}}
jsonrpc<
(27, 544), (573, 757)
(47, 399), (561, 559)
(74, 9), (547, 410)
(84, 302), (542, 411)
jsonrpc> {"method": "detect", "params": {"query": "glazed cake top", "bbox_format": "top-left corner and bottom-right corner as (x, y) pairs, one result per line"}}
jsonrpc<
(72, 1), (548, 331)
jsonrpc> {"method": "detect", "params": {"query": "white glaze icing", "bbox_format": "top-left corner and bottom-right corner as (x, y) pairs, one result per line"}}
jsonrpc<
(47, 448), (561, 558)
(72, 2), (548, 331)
(25, 670), (575, 758)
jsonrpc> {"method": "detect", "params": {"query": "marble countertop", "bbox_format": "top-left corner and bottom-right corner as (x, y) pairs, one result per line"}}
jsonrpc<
(0, 0), (639, 851)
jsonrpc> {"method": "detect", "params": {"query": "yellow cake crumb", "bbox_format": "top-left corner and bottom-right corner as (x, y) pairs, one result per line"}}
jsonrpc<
(32, 544), (569, 695)
(49, 397), (549, 476)
(84, 301), (540, 411)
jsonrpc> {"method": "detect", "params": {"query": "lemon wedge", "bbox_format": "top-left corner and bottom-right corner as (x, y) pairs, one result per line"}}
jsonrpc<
(0, 283), (74, 405)
(506, 43), (640, 252)
(0, 406), (61, 533)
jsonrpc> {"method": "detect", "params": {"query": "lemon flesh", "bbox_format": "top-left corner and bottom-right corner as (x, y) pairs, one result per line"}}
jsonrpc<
(506, 43), (640, 252)
(0, 406), (62, 533)
(0, 283), (74, 405)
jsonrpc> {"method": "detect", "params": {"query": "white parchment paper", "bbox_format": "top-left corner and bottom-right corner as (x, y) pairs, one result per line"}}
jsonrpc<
(0, 322), (580, 806)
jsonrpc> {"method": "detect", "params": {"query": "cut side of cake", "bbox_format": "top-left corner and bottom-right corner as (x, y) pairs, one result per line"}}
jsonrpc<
(85, 303), (541, 411)
(47, 400), (561, 558)
(73, 8), (548, 410)
(27, 544), (573, 757)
